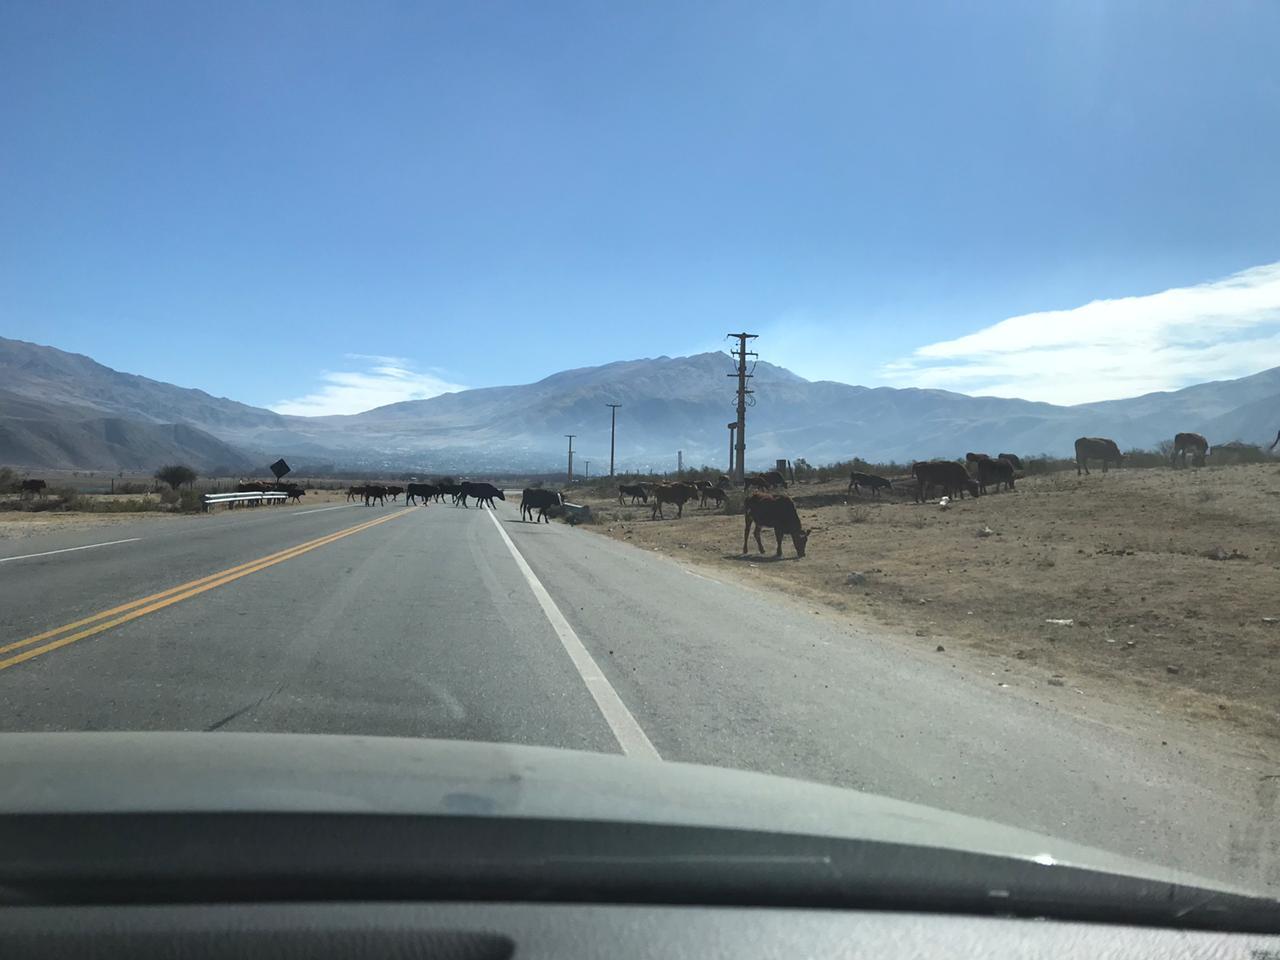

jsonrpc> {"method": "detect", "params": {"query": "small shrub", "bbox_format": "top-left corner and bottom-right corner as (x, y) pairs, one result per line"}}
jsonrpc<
(848, 506), (871, 524)
(159, 487), (180, 505)
(178, 489), (204, 513)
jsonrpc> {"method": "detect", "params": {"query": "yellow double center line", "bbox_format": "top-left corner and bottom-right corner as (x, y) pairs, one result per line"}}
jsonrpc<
(0, 509), (410, 673)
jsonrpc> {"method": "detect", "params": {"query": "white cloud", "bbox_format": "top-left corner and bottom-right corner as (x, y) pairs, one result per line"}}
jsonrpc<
(271, 355), (469, 417)
(882, 262), (1280, 405)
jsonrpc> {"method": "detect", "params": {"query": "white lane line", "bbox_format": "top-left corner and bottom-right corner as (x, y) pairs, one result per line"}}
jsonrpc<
(0, 537), (142, 564)
(290, 504), (356, 516)
(485, 508), (661, 760)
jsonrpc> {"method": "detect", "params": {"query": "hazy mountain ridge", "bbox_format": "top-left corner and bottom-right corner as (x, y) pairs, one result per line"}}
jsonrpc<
(2, 336), (1278, 472)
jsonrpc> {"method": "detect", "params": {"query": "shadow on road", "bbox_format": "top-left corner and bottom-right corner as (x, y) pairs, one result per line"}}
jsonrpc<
(720, 553), (798, 563)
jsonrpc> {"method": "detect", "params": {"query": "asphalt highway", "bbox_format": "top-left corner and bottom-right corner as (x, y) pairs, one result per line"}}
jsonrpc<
(0, 496), (1275, 890)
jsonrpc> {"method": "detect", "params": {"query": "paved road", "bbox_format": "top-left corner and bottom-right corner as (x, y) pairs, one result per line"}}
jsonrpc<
(0, 496), (1275, 890)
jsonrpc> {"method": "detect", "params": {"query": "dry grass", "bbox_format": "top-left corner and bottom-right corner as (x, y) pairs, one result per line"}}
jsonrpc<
(574, 464), (1280, 742)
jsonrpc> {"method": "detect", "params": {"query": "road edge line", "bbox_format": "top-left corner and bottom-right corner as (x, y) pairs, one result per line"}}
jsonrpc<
(0, 538), (142, 564)
(485, 508), (661, 761)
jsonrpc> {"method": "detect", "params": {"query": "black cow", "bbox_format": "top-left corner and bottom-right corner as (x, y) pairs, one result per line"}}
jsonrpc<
(406, 482), (437, 505)
(384, 484), (405, 502)
(618, 483), (648, 505)
(997, 453), (1023, 470)
(437, 483), (463, 504)
(847, 472), (891, 498)
(1170, 432), (1209, 468)
(363, 484), (388, 506)
(976, 457), (1015, 494)
(911, 461), (979, 502)
(1075, 437), (1123, 475)
(521, 488), (563, 522)
(460, 481), (505, 508)
(743, 493), (809, 558)
(19, 479), (47, 498)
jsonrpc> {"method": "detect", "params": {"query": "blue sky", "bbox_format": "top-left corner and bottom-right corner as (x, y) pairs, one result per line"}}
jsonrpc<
(3, 1), (1279, 413)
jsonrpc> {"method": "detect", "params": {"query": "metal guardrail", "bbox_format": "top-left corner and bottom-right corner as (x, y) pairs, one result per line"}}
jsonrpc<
(202, 491), (289, 511)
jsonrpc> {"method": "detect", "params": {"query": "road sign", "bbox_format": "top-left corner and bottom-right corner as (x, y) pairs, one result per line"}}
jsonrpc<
(269, 458), (291, 479)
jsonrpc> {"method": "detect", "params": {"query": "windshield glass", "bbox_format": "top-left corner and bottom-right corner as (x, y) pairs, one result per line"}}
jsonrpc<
(1, 1), (1277, 902)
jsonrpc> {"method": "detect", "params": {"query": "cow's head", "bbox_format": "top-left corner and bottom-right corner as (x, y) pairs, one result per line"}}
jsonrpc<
(966, 480), (981, 497)
(794, 528), (810, 558)
(495, 489), (506, 500)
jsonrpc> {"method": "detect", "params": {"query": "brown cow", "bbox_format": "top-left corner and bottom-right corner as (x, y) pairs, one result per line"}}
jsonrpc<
(650, 482), (699, 519)
(976, 457), (1015, 494)
(911, 461), (979, 502)
(1170, 432), (1209, 468)
(997, 453), (1023, 469)
(701, 486), (727, 508)
(1075, 437), (1123, 475)
(742, 493), (809, 558)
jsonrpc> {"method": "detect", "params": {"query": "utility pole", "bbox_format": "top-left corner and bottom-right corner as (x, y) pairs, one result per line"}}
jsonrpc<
(565, 434), (576, 483)
(677, 450), (683, 475)
(727, 332), (758, 482)
(606, 403), (621, 476)
(584, 459), (590, 479)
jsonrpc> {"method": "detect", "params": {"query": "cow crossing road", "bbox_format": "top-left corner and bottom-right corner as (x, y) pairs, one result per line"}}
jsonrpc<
(0, 495), (1275, 890)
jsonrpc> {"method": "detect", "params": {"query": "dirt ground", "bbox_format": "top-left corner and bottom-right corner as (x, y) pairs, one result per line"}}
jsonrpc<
(573, 464), (1280, 744)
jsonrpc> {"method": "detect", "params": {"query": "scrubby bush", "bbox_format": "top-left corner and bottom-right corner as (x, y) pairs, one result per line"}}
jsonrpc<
(155, 464), (197, 491)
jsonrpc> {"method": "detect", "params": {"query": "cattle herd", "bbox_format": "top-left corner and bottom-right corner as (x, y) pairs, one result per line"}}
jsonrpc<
(0, 431), (1234, 563)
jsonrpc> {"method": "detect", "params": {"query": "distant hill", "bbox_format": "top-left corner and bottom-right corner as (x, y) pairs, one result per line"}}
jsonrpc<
(0, 390), (253, 473)
(2, 336), (1279, 472)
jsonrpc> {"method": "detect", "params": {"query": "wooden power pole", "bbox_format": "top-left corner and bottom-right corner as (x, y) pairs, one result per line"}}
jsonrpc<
(565, 434), (576, 483)
(727, 333), (757, 482)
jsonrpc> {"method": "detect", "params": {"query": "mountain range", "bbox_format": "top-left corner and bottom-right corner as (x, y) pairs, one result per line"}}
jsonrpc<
(1, 335), (1278, 473)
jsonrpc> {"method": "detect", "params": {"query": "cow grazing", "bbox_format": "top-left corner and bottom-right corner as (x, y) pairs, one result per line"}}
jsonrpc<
(521, 488), (563, 522)
(976, 457), (1015, 494)
(1171, 432), (1209, 468)
(742, 493), (809, 558)
(997, 453), (1023, 470)
(743, 475), (769, 491)
(18, 479), (47, 498)
(363, 484), (388, 506)
(911, 461), (979, 502)
(847, 472), (891, 498)
(617, 483), (648, 505)
(460, 481), (505, 508)
(1075, 437), (1123, 475)
(701, 486), (727, 508)
(650, 482), (700, 519)
(406, 482), (437, 505)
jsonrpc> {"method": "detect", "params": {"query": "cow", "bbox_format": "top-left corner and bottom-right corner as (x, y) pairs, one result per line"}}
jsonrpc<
(650, 482), (700, 519)
(976, 456), (1015, 494)
(718, 475), (732, 488)
(521, 488), (563, 523)
(965, 452), (991, 465)
(997, 453), (1023, 470)
(1271, 430), (1280, 452)
(847, 472), (891, 498)
(346, 485), (365, 502)
(281, 485), (305, 503)
(760, 470), (787, 489)
(406, 482), (437, 505)
(18, 479), (47, 498)
(742, 493), (810, 559)
(384, 484), (405, 502)
(743, 475), (770, 491)
(1075, 437), (1123, 475)
(237, 481), (270, 493)
(460, 481), (505, 509)
(363, 484), (388, 506)
(1170, 432), (1209, 468)
(701, 486), (727, 508)
(911, 461), (979, 502)
(618, 483), (648, 505)
(436, 482), (463, 504)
